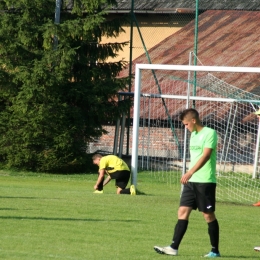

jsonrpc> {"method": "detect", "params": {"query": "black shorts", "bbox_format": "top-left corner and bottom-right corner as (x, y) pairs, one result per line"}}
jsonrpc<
(109, 170), (130, 189)
(180, 182), (216, 212)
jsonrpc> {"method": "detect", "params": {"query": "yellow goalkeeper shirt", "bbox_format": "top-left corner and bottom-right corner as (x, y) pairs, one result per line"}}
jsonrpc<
(99, 155), (130, 174)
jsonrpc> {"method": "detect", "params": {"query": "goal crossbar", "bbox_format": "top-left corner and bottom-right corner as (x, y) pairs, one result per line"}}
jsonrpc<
(119, 92), (260, 103)
(135, 64), (260, 73)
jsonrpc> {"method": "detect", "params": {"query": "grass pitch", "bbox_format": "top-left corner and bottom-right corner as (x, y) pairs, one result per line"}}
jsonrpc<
(0, 170), (259, 259)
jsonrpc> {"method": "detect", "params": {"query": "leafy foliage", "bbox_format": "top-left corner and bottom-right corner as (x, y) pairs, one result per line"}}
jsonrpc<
(0, 0), (130, 172)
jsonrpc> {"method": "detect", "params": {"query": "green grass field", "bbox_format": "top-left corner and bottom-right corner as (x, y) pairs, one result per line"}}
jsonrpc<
(0, 170), (259, 260)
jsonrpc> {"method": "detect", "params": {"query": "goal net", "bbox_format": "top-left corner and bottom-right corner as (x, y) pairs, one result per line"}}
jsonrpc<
(131, 64), (260, 205)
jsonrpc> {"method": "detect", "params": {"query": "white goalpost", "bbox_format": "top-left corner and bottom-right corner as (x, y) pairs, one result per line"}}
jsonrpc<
(131, 64), (260, 204)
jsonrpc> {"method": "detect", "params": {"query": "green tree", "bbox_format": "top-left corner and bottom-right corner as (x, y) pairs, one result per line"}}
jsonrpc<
(0, 0), (130, 172)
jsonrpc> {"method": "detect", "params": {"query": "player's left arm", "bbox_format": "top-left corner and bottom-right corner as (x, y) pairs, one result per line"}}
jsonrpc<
(181, 148), (213, 184)
(94, 169), (106, 190)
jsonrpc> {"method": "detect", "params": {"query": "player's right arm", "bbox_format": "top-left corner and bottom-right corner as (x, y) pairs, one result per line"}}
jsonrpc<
(181, 147), (213, 184)
(103, 174), (111, 186)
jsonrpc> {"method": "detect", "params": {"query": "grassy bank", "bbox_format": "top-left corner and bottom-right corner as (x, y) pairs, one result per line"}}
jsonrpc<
(0, 170), (259, 259)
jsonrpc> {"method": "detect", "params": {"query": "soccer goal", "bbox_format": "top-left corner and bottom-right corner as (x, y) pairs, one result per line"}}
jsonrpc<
(131, 64), (260, 204)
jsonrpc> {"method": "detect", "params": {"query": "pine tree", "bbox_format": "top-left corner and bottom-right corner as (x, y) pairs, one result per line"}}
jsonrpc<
(0, 0), (130, 172)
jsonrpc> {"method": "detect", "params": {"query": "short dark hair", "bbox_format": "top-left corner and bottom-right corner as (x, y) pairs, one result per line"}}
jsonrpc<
(179, 108), (199, 121)
(92, 153), (102, 160)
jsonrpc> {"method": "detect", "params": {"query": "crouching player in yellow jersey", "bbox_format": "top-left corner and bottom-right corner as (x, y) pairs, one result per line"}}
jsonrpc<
(92, 154), (136, 195)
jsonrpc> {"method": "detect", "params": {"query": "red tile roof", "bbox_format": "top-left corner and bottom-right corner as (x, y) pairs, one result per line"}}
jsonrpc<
(120, 10), (260, 121)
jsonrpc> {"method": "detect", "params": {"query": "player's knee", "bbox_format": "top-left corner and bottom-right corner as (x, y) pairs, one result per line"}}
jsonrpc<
(203, 212), (216, 223)
(178, 206), (192, 219)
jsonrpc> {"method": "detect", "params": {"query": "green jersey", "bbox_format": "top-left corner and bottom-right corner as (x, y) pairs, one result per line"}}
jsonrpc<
(189, 127), (217, 183)
(99, 155), (130, 174)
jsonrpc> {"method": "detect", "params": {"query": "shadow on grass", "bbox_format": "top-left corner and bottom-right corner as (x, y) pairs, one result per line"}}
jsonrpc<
(0, 216), (139, 222)
(0, 196), (62, 200)
(221, 256), (259, 259)
(0, 208), (17, 210)
(136, 189), (146, 195)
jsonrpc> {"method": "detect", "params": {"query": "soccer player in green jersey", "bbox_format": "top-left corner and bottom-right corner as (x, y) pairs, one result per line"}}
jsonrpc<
(154, 108), (220, 258)
(92, 154), (136, 195)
